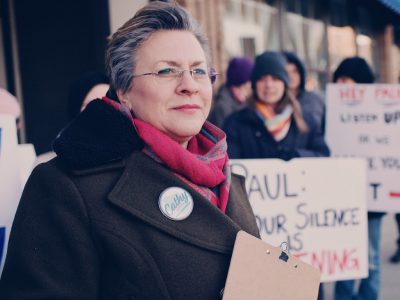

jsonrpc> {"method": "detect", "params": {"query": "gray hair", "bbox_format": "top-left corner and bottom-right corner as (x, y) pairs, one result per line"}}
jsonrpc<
(106, 1), (211, 94)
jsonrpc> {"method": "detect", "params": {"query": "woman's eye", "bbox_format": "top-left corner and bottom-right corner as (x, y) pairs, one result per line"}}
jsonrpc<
(157, 68), (176, 76)
(192, 68), (207, 75)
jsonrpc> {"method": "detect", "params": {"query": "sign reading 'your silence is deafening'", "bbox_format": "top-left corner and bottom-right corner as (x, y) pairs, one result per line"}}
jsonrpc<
(230, 158), (368, 282)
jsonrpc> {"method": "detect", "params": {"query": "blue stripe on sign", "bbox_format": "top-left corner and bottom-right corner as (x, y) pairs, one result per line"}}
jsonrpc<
(0, 227), (5, 265)
(378, 0), (400, 14)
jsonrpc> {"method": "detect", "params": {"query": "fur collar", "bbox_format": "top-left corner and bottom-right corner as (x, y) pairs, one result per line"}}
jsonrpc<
(53, 99), (143, 170)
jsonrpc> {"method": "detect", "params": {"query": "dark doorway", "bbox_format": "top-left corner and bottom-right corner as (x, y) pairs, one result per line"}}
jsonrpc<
(12, 0), (110, 154)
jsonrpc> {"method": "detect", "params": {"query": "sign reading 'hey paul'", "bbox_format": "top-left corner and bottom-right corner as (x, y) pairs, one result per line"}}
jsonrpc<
(231, 158), (368, 282)
(326, 84), (400, 212)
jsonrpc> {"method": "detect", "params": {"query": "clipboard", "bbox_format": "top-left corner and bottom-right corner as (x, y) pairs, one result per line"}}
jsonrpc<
(222, 231), (320, 300)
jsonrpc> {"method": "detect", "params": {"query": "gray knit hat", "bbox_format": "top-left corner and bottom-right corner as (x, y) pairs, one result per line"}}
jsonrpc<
(251, 51), (289, 87)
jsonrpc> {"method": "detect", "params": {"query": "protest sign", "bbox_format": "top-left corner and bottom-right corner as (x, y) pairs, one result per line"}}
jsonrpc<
(0, 115), (22, 275)
(326, 84), (400, 212)
(17, 144), (36, 187)
(230, 158), (368, 282)
(0, 115), (36, 275)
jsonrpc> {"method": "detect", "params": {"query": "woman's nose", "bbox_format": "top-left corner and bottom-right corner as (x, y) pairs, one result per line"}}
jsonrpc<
(176, 70), (199, 95)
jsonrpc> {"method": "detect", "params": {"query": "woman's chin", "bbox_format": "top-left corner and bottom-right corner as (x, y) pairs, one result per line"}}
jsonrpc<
(167, 122), (204, 143)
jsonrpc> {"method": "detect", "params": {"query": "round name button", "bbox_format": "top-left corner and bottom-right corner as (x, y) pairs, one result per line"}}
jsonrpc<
(158, 187), (194, 221)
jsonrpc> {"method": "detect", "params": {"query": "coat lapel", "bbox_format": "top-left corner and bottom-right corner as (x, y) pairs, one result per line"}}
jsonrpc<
(225, 176), (260, 238)
(108, 152), (247, 254)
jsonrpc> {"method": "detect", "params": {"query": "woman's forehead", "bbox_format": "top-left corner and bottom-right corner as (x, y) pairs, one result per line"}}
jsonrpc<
(153, 60), (206, 67)
(136, 30), (207, 65)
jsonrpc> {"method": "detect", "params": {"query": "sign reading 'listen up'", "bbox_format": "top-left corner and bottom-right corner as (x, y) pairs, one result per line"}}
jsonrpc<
(326, 84), (400, 212)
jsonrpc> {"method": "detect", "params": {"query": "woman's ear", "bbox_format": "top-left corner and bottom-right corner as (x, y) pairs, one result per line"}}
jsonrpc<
(117, 90), (132, 110)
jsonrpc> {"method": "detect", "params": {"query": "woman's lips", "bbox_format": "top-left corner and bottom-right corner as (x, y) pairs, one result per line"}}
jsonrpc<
(173, 104), (200, 113)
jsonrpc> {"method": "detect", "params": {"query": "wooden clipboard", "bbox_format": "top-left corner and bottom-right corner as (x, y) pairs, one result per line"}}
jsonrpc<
(222, 231), (320, 300)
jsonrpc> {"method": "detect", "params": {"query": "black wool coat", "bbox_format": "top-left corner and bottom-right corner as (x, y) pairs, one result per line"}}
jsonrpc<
(222, 106), (330, 159)
(0, 100), (260, 300)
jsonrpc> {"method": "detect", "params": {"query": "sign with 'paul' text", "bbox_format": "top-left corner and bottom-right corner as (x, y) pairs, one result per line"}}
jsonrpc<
(230, 158), (368, 282)
(326, 84), (400, 212)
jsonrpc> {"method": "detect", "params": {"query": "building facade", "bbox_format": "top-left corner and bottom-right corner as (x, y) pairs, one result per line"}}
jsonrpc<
(178, 0), (400, 90)
(1, 0), (399, 153)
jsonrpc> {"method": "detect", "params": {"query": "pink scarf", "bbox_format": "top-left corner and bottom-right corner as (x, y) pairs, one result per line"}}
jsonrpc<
(103, 96), (231, 213)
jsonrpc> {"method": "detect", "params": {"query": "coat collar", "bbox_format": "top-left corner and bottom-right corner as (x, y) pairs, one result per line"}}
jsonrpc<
(108, 151), (258, 254)
(53, 99), (143, 170)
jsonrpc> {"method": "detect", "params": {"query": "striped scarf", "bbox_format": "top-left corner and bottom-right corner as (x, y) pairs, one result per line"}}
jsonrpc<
(103, 96), (231, 213)
(255, 101), (293, 141)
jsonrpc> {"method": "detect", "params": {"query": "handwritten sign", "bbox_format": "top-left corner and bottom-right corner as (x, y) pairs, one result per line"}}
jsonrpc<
(230, 158), (368, 282)
(0, 115), (36, 276)
(0, 115), (22, 275)
(326, 84), (400, 212)
(17, 144), (36, 187)
(0, 227), (4, 272)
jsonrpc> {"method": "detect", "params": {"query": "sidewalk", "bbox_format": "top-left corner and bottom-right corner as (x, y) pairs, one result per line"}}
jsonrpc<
(324, 213), (400, 299)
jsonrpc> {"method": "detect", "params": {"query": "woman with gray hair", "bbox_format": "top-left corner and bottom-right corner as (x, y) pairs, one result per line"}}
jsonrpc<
(0, 2), (259, 299)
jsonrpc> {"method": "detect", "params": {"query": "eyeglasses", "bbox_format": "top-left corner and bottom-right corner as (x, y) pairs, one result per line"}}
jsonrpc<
(132, 67), (218, 84)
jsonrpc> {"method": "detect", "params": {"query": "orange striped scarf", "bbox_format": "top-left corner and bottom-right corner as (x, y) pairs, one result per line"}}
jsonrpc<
(255, 102), (293, 141)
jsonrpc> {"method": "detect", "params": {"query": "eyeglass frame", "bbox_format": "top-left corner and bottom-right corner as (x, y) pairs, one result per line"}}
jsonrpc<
(132, 67), (218, 84)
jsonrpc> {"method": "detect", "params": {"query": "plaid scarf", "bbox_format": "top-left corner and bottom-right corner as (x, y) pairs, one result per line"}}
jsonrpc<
(103, 96), (231, 213)
(255, 101), (293, 141)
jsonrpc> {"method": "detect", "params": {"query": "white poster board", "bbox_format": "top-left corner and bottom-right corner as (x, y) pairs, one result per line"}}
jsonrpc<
(0, 115), (22, 275)
(0, 115), (36, 276)
(230, 158), (368, 282)
(326, 84), (400, 212)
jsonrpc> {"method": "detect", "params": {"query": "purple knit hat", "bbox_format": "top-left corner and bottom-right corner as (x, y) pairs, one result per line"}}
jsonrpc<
(226, 57), (254, 87)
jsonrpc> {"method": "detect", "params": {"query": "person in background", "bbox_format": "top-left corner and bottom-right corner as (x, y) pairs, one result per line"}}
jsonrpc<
(0, 88), (23, 145)
(0, 2), (259, 299)
(35, 72), (109, 165)
(208, 56), (254, 127)
(0, 88), (21, 129)
(68, 71), (109, 119)
(389, 71), (400, 264)
(390, 214), (400, 263)
(0, 89), (21, 117)
(223, 51), (330, 160)
(223, 50), (329, 300)
(333, 56), (384, 300)
(333, 56), (375, 84)
(282, 51), (325, 133)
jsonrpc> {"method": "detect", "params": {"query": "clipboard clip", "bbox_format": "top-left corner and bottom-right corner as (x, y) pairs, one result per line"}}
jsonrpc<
(278, 242), (289, 263)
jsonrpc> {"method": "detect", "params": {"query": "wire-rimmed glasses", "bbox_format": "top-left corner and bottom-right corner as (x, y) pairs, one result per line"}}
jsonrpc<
(132, 67), (218, 84)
